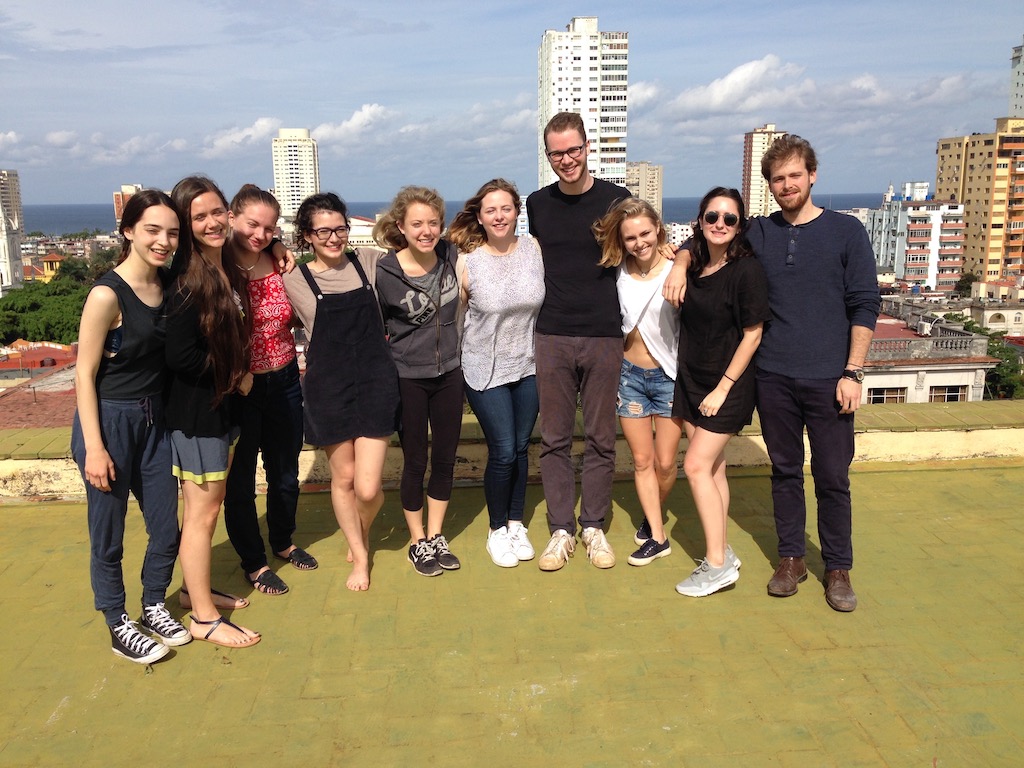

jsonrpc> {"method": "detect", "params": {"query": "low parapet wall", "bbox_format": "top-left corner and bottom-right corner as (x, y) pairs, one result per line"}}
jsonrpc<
(2, 402), (1023, 500)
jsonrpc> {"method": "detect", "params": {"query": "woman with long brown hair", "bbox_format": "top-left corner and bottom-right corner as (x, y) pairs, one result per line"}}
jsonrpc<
(72, 190), (190, 663)
(449, 179), (544, 567)
(223, 184), (312, 598)
(166, 175), (260, 647)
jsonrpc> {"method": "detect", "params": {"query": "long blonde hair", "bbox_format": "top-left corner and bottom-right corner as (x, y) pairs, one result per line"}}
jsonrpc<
(372, 186), (445, 250)
(592, 198), (666, 268)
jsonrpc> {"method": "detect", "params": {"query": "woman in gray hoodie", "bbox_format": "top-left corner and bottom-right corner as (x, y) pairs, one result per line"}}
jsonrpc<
(373, 186), (464, 577)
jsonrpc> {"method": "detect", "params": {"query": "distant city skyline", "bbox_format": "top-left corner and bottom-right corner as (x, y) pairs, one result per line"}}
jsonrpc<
(0, 2), (1021, 203)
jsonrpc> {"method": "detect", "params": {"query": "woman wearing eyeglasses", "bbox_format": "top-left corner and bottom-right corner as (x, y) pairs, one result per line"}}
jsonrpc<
(673, 187), (771, 598)
(283, 192), (400, 591)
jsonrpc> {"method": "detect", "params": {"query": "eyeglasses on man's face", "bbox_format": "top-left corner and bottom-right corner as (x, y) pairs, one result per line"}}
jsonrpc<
(546, 144), (586, 163)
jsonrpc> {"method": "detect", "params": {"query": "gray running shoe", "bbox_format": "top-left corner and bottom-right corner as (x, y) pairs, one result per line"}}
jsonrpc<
(675, 558), (740, 597)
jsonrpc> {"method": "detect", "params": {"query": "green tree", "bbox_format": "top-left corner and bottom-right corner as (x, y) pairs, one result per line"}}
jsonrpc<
(954, 272), (979, 296)
(986, 335), (1024, 399)
(56, 256), (90, 283)
(89, 246), (120, 281)
(0, 279), (89, 344)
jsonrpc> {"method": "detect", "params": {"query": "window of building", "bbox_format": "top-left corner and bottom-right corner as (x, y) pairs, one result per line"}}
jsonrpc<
(868, 388), (907, 404)
(929, 385), (967, 402)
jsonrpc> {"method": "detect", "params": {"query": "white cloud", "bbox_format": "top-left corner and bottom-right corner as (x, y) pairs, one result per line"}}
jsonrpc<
(45, 130), (78, 148)
(666, 55), (811, 117)
(0, 131), (18, 150)
(201, 117), (282, 159)
(312, 104), (394, 144)
(629, 81), (660, 110)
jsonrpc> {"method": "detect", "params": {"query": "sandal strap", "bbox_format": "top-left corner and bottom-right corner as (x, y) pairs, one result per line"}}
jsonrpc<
(280, 547), (318, 569)
(249, 569), (289, 594)
(189, 614), (225, 640)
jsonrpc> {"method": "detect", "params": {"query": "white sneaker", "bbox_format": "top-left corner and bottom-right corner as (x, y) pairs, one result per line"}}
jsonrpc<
(507, 521), (535, 561)
(538, 530), (575, 571)
(486, 527), (519, 568)
(581, 527), (616, 569)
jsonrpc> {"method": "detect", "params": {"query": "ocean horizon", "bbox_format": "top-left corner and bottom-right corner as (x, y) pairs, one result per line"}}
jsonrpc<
(23, 193), (886, 236)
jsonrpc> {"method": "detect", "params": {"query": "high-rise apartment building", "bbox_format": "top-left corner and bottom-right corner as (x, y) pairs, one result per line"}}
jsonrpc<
(1011, 35), (1024, 118)
(935, 117), (1024, 280)
(0, 170), (24, 296)
(271, 129), (319, 235)
(537, 17), (628, 189)
(742, 123), (786, 217)
(625, 161), (663, 216)
(113, 184), (143, 229)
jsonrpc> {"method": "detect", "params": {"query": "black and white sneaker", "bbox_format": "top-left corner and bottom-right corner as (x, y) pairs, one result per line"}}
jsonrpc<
(408, 538), (443, 577)
(634, 518), (653, 546)
(429, 534), (461, 570)
(140, 602), (192, 647)
(109, 613), (170, 664)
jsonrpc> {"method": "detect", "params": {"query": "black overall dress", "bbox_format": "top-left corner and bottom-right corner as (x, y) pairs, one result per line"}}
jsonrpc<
(298, 256), (400, 446)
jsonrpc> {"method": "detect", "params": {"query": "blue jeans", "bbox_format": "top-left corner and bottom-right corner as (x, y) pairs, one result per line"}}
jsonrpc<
(225, 360), (304, 573)
(465, 376), (539, 531)
(71, 397), (180, 625)
(616, 359), (675, 418)
(756, 369), (855, 570)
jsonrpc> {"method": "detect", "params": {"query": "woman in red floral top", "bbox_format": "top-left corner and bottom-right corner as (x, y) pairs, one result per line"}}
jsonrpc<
(223, 185), (314, 597)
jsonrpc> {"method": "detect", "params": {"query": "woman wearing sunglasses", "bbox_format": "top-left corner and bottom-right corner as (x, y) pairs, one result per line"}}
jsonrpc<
(673, 187), (771, 598)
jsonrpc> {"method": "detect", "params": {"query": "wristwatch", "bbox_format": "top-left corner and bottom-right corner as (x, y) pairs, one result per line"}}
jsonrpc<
(841, 368), (865, 383)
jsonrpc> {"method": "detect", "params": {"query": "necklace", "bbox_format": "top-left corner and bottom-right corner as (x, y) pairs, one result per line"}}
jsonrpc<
(237, 254), (260, 273)
(636, 253), (662, 278)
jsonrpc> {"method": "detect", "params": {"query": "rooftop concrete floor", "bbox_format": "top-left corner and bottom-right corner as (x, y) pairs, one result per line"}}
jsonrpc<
(1, 460), (1021, 767)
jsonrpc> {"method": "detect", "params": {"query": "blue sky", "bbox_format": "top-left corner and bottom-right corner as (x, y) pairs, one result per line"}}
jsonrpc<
(1, 1), (1021, 204)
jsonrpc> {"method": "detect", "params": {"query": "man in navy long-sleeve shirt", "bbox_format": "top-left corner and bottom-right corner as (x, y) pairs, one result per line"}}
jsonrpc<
(665, 135), (880, 612)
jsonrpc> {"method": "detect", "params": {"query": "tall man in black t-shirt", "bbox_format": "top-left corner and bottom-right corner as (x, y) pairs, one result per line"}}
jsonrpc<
(526, 112), (630, 571)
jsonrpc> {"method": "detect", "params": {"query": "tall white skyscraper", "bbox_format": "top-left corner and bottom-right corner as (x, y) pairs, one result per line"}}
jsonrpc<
(1011, 35), (1024, 118)
(0, 169), (24, 296)
(271, 129), (319, 235)
(537, 16), (628, 189)
(742, 123), (787, 217)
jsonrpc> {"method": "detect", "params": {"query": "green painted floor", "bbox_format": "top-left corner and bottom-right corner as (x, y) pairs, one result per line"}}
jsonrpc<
(1, 461), (1021, 766)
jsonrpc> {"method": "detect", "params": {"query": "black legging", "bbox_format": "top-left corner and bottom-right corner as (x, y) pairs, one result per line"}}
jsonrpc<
(398, 367), (465, 511)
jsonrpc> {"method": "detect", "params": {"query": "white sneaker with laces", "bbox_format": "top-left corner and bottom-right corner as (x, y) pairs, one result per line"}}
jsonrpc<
(538, 530), (575, 571)
(486, 527), (519, 568)
(581, 527), (616, 569)
(109, 614), (170, 664)
(507, 521), (535, 561)
(140, 602), (192, 646)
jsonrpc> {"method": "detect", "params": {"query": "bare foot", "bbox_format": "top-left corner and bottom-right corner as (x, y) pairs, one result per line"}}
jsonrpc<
(189, 615), (260, 647)
(346, 548), (354, 563)
(346, 564), (370, 591)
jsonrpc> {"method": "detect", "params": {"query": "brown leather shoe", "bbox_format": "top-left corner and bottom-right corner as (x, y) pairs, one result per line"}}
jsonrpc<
(824, 569), (858, 612)
(767, 556), (808, 597)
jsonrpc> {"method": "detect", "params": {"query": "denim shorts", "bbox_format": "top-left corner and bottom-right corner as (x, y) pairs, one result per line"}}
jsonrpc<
(616, 359), (675, 418)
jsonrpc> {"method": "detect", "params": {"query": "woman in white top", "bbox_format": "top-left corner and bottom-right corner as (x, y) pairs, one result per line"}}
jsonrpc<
(593, 198), (681, 566)
(449, 179), (545, 568)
